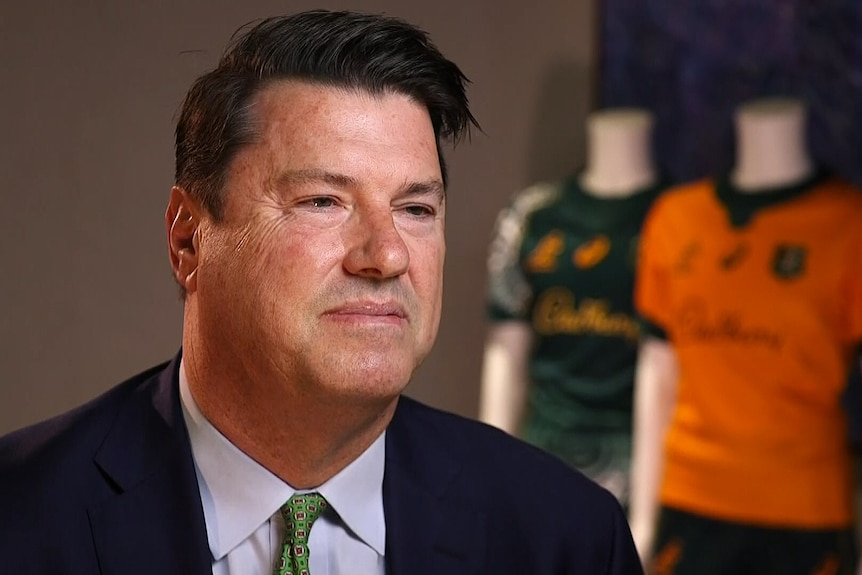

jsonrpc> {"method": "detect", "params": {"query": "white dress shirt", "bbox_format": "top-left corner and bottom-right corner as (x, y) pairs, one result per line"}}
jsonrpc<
(179, 361), (387, 575)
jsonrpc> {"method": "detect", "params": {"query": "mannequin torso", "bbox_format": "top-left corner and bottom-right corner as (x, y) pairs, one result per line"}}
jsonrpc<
(481, 108), (662, 504)
(630, 97), (862, 572)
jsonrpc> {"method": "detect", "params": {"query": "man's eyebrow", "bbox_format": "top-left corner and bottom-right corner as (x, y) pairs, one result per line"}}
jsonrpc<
(274, 169), (358, 189)
(401, 180), (446, 200)
(274, 169), (445, 199)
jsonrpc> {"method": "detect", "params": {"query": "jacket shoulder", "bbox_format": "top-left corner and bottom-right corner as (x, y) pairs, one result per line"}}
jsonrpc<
(395, 396), (617, 504)
(0, 361), (170, 496)
(392, 397), (642, 573)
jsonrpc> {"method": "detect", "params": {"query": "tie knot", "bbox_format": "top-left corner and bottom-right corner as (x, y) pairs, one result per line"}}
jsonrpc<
(280, 492), (328, 545)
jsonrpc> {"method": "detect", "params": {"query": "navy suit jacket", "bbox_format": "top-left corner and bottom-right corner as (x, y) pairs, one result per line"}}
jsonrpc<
(0, 355), (643, 574)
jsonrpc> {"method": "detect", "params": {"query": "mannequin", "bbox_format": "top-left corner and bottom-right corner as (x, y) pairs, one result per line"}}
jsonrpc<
(480, 108), (661, 503)
(630, 97), (862, 574)
(580, 108), (657, 197)
(629, 96), (815, 560)
(731, 98), (813, 190)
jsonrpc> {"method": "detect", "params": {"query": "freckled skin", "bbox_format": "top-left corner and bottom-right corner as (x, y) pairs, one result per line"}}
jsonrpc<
(172, 81), (446, 486)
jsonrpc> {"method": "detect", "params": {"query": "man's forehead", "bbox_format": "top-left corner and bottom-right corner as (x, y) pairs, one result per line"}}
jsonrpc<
(233, 80), (444, 189)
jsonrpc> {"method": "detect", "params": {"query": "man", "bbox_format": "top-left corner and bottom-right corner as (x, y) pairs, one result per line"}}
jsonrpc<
(0, 10), (641, 575)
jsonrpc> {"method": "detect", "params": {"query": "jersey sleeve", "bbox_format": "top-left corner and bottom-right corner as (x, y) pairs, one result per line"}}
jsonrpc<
(634, 195), (673, 340)
(486, 194), (533, 322)
(486, 182), (559, 322)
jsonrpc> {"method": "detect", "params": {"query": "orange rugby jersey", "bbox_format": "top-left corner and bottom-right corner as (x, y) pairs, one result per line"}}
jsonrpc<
(636, 174), (862, 527)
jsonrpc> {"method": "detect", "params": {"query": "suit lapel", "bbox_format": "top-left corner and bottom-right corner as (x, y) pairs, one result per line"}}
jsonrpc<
(88, 356), (211, 575)
(384, 398), (486, 575)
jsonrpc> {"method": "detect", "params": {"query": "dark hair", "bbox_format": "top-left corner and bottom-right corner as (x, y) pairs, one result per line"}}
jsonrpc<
(175, 10), (479, 219)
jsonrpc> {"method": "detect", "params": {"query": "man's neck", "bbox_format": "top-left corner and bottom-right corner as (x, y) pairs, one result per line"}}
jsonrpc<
(183, 341), (397, 489)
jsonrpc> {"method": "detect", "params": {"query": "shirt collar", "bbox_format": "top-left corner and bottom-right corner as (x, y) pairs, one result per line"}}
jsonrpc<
(317, 426), (386, 555)
(179, 360), (386, 560)
(714, 170), (822, 228)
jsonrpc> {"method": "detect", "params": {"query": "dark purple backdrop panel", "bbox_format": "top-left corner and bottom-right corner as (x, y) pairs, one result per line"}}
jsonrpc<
(599, 0), (862, 186)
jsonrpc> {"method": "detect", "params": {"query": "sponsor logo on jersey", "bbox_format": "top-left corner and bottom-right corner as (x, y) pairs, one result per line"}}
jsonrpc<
(650, 537), (683, 575)
(719, 242), (749, 270)
(532, 287), (639, 340)
(772, 244), (807, 280)
(573, 234), (611, 269)
(673, 241), (701, 274)
(677, 297), (783, 351)
(525, 230), (565, 273)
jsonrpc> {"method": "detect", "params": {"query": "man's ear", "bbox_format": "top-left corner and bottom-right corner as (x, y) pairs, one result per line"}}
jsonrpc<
(165, 186), (203, 295)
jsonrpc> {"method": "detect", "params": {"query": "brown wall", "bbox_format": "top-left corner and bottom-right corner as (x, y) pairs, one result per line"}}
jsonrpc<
(0, 0), (596, 434)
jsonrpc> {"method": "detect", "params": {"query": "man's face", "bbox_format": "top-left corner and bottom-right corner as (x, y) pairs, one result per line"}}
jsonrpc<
(193, 82), (445, 403)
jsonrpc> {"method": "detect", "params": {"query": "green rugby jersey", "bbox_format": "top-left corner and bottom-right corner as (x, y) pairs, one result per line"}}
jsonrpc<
(486, 174), (662, 494)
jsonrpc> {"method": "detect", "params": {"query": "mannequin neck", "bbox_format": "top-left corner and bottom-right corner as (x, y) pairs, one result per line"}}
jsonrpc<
(579, 108), (656, 198)
(730, 98), (813, 193)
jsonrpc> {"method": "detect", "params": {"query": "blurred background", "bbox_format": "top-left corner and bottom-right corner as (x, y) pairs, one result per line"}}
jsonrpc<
(600, 0), (862, 185)
(2, 0), (861, 435)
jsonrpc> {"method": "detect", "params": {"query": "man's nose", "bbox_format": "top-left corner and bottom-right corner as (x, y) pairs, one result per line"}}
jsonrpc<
(342, 209), (410, 279)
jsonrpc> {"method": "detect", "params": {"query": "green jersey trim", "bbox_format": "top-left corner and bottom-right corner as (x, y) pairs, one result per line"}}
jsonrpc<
(559, 173), (666, 232)
(714, 171), (825, 228)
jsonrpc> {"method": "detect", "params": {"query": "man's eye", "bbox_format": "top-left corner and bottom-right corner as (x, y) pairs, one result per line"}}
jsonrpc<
(405, 205), (434, 217)
(309, 197), (336, 208)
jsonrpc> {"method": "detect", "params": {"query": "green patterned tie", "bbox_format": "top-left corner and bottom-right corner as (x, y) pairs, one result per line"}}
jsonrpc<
(274, 492), (328, 575)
